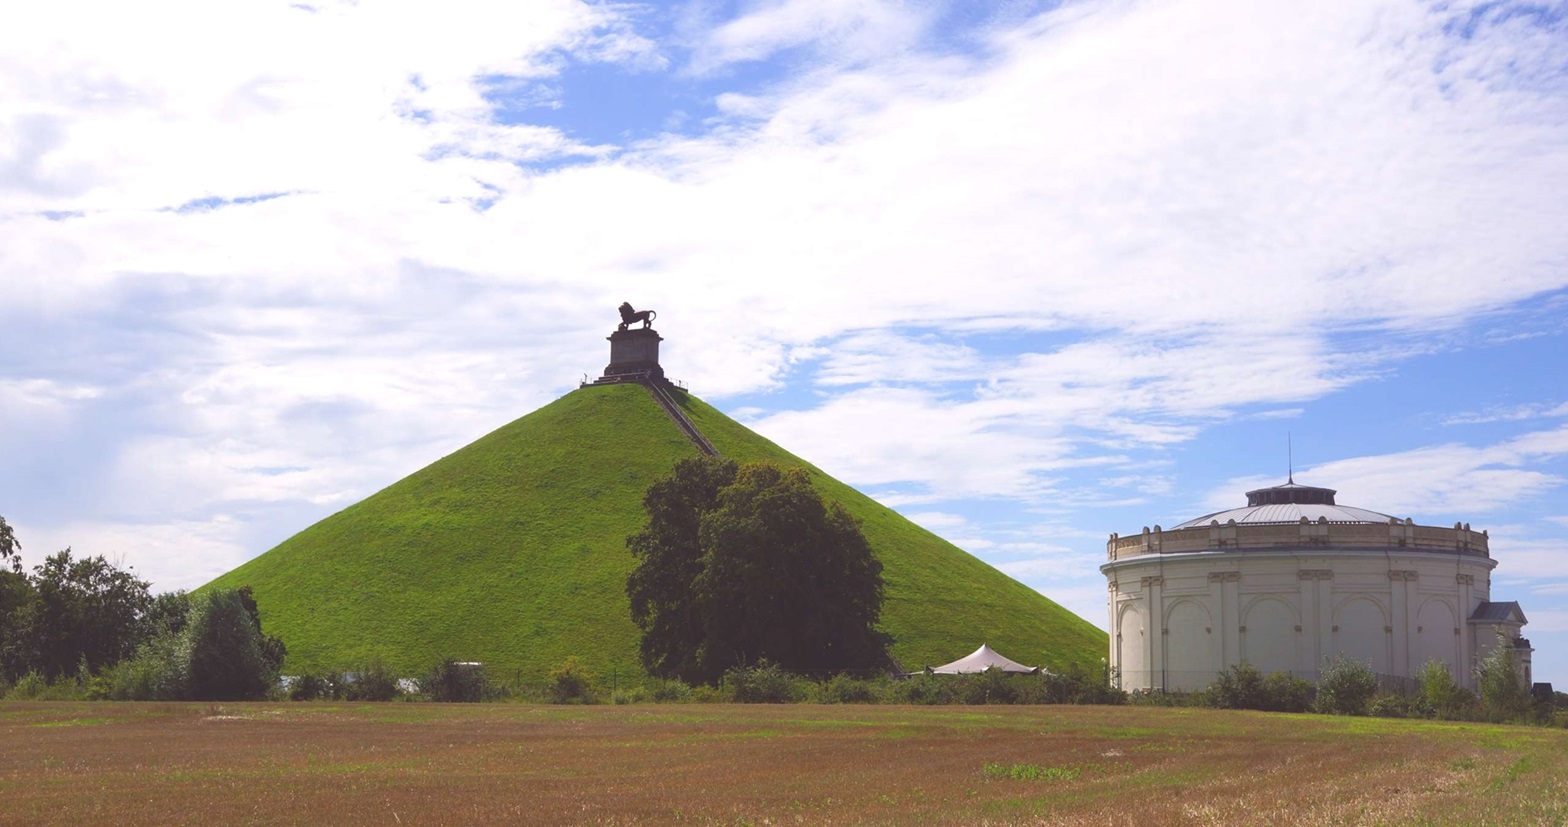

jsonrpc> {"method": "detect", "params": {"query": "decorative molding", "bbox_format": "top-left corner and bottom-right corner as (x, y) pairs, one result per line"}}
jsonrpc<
(1298, 569), (1333, 581)
(1140, 576), (1164, 587)
(1456, 574), (1475, 585)
(1208, 571), (1240, 583)
(1388, 570), (1418, 581)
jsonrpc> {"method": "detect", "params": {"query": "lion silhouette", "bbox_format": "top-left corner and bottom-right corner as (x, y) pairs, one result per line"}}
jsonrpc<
(618, 302), (657, 331)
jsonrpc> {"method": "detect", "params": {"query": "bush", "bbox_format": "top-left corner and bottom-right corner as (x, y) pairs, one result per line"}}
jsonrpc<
(1126, 689), (1204, 707)
(1368, 694), (1420, 718)
(1205, 662), (1266, 710)
(346, 659), (401, 702)
(728, 660), (797, 703)
(549, 656), (598, 704)
(95, 634), (189, 701)
(1314, 655), (1378, 715)
(1417, 660), (1471, 719)
(689, 684), (726, 703)
(818, 674), (879, 704)
(1261, 672), (1314, 713)
(650, 680), (692, 703)
(422, 657), (488, 703)
(289, 672), (343, 701)
(897, 674), (955, 705)
(5, 671), (54, 700)
(612, 687), (650, 705)
(955, 668), (1019, 705)
(1475, 633), (1532, 722)
(1037, 662), (1126, 705)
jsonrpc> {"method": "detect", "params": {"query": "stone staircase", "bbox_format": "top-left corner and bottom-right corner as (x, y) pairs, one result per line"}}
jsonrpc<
(642, 380), (719, 457)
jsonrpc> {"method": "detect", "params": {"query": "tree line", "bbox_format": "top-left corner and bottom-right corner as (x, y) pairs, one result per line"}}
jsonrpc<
(0, 515), (284, 700)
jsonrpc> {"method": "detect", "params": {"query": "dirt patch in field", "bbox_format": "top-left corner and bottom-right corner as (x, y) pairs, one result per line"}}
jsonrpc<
(0, 702), (1563, 826)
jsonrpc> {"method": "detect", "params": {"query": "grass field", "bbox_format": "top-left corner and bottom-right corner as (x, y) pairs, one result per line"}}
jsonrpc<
(207, 383), (1103, 679)
(3, 702), (1564, 826)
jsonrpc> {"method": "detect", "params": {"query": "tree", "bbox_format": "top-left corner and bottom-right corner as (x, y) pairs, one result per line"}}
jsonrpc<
(184, 587), (286, 700)
(0, 515), (31, 680)
(1313, 654), (1378, 715)
(0, 515), (20, 574)
(26, 548), (152, 678)
(0, 567), (36, 681)
(627, 457), (890, 685)
(1475, 630), (1532, 721)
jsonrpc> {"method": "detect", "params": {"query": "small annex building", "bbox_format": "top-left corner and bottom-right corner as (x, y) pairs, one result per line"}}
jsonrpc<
(924, 644), (1041, 675)
(1101, 479), (1534, 692)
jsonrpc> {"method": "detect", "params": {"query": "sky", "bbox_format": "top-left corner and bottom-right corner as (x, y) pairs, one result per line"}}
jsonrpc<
(3, 0), (1566, 681)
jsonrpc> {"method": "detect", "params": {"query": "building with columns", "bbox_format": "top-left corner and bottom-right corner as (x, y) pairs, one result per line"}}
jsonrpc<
(1101, 479), (1533, 692)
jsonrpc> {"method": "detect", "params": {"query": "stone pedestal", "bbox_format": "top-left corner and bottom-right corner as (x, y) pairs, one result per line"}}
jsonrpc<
(598, 327), (665, 383)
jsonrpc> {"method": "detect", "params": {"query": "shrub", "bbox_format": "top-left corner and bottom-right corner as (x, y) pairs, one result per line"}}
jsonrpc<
(289, 672), (343, 701)
(1205, 662), (1266, 710)
(96, 633), (189, 701)
(422, 657), (488, 703)
(345, 659), (401, 702)
(1126, 689), (1204, 707)
(549, 656), (598, 704)
(1368, 694), (1420, 719)
(955, 668), (1019, 705)
(1314, 655), (1378, 715)
(898, 674), (955, 705)
(728, 660), (797, 703)
(5, 671), (52, 700)
(1036, 662), (1126, 705)
(1475, 632), (1532, 722)
(1261, 672), (1314, 713)
(612, 687), (649, 705)
(818, 674), (878, 704)
(1417, 660), (1471, 719)
(689, 684), (726, 703)
(650, 680), (692, 703)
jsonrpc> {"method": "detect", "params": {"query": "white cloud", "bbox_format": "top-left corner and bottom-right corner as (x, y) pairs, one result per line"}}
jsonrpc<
(1445, 401), (1568, 426)
(688, 0), (932, 74)
(2, 0), (1566, 605)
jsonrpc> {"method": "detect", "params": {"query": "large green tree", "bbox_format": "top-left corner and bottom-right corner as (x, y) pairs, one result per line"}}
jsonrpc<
(0, 515), (20, 574)
(184, 587), (286, 700)
(0, 516), (34, 679)
(27, 548), (153, 678)
(627, 458), (890, 684)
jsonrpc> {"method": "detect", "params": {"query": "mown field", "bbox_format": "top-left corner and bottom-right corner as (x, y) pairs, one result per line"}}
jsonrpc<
(2, 702), (1564, 826)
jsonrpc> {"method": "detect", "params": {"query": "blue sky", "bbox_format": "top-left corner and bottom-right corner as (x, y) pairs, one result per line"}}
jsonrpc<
(3, 0), (1567, 681)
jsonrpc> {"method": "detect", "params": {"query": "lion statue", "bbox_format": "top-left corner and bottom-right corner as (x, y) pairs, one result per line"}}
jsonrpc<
(618, 302), (657, 331)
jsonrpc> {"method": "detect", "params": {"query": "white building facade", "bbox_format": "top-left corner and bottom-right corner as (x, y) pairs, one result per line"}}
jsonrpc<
(1101, 480), (1533, 692)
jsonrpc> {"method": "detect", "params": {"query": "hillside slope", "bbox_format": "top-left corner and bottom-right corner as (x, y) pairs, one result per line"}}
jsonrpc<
(207, 383), (1106, 678)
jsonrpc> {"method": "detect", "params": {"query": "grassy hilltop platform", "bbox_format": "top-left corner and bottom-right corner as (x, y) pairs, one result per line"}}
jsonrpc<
(206, 383), (1105, 678)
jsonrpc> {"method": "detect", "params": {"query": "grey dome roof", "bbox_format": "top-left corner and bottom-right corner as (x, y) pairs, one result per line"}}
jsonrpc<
(1172, 480), (1398, 529)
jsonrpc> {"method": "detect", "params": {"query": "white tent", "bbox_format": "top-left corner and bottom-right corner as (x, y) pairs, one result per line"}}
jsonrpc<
(923, 644), (1041, 675)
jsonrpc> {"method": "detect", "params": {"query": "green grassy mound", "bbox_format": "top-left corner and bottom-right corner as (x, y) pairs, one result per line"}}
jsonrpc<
(206, 383), (1106, 679)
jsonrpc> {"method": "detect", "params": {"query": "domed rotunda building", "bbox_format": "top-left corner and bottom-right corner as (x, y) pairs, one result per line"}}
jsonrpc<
(1102, 479), (1533, 692)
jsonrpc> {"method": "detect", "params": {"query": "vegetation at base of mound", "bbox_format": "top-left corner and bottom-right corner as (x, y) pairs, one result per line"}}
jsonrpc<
(671, 389), (1106, 672)
(206, 382), (1104, 681)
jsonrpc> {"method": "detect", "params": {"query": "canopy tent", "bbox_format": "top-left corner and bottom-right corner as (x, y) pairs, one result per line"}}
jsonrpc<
(922, 644), (1041, 675)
